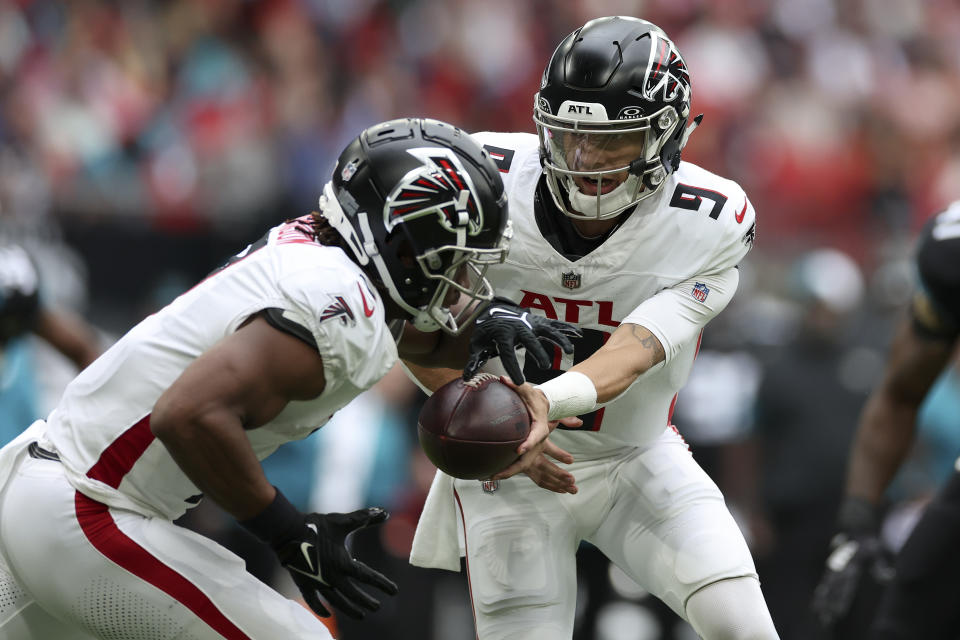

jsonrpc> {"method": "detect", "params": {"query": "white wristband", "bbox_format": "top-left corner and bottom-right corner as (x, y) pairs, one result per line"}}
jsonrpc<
(535, 371), (598, 421)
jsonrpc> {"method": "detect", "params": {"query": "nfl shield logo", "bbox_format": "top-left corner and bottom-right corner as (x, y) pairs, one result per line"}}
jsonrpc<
(692, 282), (709, 302)
(561, 271), (581, 289)
(340, 159), (359, 183)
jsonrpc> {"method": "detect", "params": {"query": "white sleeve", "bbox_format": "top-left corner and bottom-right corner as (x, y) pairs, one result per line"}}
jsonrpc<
(620, 266), (740, 363)
(276, 258), (397, 391)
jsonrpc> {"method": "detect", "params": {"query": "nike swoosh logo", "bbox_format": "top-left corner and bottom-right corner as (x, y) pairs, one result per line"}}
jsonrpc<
(300, 523), (318, 573)
(357, 282), (375, 317)
(489, 308), (520, 318)
(735, 199), (748, 224)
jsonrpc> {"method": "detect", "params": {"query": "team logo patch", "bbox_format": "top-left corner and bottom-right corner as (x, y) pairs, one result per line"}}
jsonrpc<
(561, 271), (582, 289)
(340, 159), (359, 183)
(320, 296), (356, 326)
(742, 221), (756, 248)
(691, 282), (709, 303)
(384, 148), (484, 236)
(481, 479), (499, 494)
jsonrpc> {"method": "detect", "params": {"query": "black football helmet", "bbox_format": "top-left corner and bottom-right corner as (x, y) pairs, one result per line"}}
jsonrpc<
(0, 244), (40, 345)
(320, 118), (511, 335)
(534, 16), (702, 220)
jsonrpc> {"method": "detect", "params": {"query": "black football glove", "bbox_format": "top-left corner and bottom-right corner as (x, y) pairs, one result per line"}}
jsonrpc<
(275, 508), (399, 619)
(464, 297), (581, 385)
(811, 497), (894, 633)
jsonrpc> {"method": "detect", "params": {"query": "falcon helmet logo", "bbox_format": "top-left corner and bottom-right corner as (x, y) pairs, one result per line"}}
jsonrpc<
(561, 271), (582, 289)
(643, 33), (691, 104)
(384, 148), (484, 236)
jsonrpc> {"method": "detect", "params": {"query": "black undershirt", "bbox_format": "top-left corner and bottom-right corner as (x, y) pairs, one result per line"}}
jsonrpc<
(533, 176), (634, 262)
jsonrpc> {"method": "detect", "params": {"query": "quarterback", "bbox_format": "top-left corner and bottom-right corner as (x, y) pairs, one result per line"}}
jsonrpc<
(0, 118), (572, 639)
(408, 17), (779, 639)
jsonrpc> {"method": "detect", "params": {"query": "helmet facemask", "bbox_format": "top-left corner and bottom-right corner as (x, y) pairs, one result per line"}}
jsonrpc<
(406, 234), (510, 333)
(536, 106), (685, 220)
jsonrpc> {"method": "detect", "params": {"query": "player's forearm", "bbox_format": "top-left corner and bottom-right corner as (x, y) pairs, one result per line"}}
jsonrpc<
(844, 391), (920, 505)
(34, 308), (102, 369)
(845, 321), (956, 504)
(397, 321), (471, 369)
(151, 405), (275, 520)
(401, 359), (462, 393)
(535, 324), (663, 420)
(570, 323), (664, 403)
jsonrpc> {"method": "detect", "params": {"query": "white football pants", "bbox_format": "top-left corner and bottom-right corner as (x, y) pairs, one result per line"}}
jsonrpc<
(0, 451), (332, 640)
(453, 427), (778, 639)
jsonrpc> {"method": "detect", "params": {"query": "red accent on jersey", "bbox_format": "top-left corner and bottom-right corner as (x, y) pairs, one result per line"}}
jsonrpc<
(586, 408), (605, 432)
(735, 199), (747, 224)
(553, 297), (593, 323)
(596, 301), (620, 328)
(358, 282), (375, 317)
(518, 290), (558, 319)
(453, 488), (481, 640)
(667, 394), (678, 425)
(667, 329), (704, 427)
(75, 493), (254, 640)
(86, 416), (155, 488)
(668, 423), (688, 448)
(518, 291), (621, 327)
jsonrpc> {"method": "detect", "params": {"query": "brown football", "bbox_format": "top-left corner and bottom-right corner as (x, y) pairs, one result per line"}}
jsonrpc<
(417, 373), (531, 479)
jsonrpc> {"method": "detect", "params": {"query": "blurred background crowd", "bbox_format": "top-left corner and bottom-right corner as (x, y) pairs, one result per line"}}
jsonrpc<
(3, 0), (960, 638)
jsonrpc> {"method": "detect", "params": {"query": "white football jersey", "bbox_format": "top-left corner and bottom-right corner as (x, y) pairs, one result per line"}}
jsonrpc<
(474, 132), (756, 452)
(42, 216), (398, 519)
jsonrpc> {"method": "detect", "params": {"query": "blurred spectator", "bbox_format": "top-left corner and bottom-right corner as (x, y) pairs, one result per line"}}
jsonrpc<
(0, 242), (100, 446)
(0, 0), (957, 258)
(748, 248), (877, 639)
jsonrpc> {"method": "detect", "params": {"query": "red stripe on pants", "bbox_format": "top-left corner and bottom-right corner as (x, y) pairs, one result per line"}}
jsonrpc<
(74, 492), (252, 640)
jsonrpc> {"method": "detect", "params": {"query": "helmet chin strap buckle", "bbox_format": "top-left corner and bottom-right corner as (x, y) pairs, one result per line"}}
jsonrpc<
(412, 310), (443, 332)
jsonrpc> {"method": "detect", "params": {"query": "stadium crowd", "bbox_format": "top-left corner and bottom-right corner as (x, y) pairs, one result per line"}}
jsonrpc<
(3, 0), (960, 638)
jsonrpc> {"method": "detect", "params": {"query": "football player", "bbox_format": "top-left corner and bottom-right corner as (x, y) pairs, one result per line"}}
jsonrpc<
(0, 118), (572, 639)
(812, 201), (960, 638)
(0, 243), (101, 446)
(406, 16), (779, 640)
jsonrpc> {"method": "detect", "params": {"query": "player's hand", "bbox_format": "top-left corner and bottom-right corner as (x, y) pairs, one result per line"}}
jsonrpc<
(464, 297), (581, 385)
(490, 377), (577, 488)
(275, 508), (399, 619)
(521, 430), (580, 494)
(811, 497), (893, 631)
